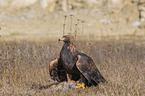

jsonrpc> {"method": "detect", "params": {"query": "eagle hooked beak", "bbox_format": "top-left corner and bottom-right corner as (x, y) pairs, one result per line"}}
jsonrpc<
(58, 36), (65, 41)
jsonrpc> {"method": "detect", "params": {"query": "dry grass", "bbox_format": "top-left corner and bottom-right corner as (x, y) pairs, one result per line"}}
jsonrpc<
(0, 40), (144, 96)
(0, 1), (144, 95)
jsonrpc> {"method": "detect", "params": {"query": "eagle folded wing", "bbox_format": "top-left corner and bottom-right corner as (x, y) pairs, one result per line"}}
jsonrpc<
(75, 52), (106, 86)
(49, 58), (67, 82)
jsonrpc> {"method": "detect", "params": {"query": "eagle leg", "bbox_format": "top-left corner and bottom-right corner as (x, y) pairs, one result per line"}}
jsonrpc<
(66, 73), (72, 82)
(80, 74), (86, 84)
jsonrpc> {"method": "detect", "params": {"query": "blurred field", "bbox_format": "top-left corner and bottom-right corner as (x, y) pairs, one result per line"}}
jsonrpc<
(0, 2), (145, 42)
(0, 40), (144, 95)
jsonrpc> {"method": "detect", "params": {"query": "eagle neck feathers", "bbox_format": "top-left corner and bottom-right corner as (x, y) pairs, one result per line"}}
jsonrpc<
(63, 41), (76, 53)
(60, 41), (77, 71)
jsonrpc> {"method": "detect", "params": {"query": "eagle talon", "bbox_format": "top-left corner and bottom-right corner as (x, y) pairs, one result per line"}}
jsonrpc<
(76, 83), (85, 89)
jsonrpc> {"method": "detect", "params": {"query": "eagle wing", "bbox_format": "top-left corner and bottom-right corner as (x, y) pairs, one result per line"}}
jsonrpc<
(49, 58), (67, 82)
(75, 51), (106, 86)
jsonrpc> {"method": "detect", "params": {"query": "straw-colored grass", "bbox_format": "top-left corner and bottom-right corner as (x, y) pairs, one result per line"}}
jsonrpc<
(0, 40), (144, 95)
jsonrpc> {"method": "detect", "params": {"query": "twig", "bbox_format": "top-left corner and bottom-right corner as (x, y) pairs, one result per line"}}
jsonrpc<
(69, 15), (74, 35)
(63, 15), (67, 35)
(81, 21), (85, 35)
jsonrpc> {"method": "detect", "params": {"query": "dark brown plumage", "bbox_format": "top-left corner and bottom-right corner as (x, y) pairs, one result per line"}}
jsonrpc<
(49, 35), (106, 86)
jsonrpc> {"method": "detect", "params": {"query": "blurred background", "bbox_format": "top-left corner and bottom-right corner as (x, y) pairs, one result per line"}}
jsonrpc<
(0, 0), (145, 41)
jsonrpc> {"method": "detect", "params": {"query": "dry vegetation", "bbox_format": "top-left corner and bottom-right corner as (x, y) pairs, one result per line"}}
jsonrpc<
(0, 40), (144, 95)
(0, 1), (145, 95)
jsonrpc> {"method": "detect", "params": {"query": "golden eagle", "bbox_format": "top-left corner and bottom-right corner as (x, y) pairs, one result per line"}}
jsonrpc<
(49, 35), (106, 87)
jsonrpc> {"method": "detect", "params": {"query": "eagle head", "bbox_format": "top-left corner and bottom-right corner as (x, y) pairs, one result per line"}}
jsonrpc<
(58, 35), (75, 44)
